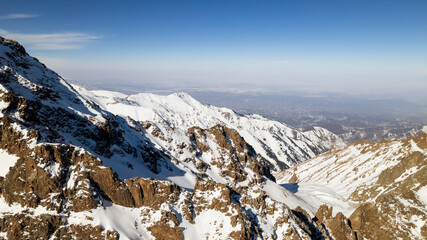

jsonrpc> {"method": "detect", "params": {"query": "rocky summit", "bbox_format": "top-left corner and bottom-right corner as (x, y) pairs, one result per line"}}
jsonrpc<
(0, 36), (425, 239)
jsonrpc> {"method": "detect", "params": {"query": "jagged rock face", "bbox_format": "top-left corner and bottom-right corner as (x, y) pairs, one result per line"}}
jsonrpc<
(129, 118), (278, 189)
(187, 125), (275, 184)
(278, 133), (427, 239)
(314, 205), (358, 240)
(349, 150), (427, 239)
(0, 116), (116, 238)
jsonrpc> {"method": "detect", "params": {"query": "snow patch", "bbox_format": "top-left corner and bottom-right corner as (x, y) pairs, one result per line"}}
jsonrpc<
(263, 179), (316, 215)
(68, 201), (153, 239)
(281, 182), (355, 216)
(182, 209), (240, 240)
(416, 185), (427, 206)
(0, 149), (19, 177)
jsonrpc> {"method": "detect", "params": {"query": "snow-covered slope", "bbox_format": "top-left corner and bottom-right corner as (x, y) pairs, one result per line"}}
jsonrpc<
(277, 135), (426, 198)
(74, 87), (344, 172)
(277, 134), (427, 239)
(0, 149), (19, 177)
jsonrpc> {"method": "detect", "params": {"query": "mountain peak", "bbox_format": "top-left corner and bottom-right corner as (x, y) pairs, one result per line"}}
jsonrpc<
(0, 36), (27, 55)
(172, 91), (192, 99)
(170, 91), (200, 106)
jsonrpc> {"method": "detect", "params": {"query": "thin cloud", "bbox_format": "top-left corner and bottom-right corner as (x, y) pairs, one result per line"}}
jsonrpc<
(273, 60), (293, 64)
(36, 56), (73, 69)
(0, 14), (39, 19)
(0, 29), (101, 50)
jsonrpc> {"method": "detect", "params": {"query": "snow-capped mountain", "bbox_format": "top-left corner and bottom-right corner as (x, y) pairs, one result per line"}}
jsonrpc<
(73, 87), (344, 172)
(277, 133), (427, 239)
(0, 36), (360, 239)
(1, 36), (425, 240)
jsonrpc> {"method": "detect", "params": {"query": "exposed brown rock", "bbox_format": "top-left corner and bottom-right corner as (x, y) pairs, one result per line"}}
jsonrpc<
(289, 172), (299, 183)
(148, 211), (184, 240)
(314, 205), (357, 240)
(124, 177), (182, 209)
(90, 166), (134, 207)
(54, 224), (119, 240)
(187, 125), (275, 185)
(0, 214), (61, 240)
(315, 204), (332, 224)
(349, 148), (426, 239)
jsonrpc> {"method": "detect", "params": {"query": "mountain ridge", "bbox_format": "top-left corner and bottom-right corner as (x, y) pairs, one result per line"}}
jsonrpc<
(74, 85), (345, 173)
(0, 36), (425, 239)
(0, 36), (359, 239)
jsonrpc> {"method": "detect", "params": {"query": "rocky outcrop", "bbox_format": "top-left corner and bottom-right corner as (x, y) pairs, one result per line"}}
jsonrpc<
(349, 145), (427, 240)
(314, 205), (357, 240)
(187, 125), (275, 185)
(0, 214), (62, 239)
(124, 178), (182, 209)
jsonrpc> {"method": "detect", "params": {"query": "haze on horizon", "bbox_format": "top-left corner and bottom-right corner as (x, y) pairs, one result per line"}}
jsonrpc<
(1, 0), (426, 104)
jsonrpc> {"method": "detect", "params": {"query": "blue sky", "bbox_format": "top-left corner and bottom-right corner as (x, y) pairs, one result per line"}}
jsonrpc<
(1, 0), (426, 101)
